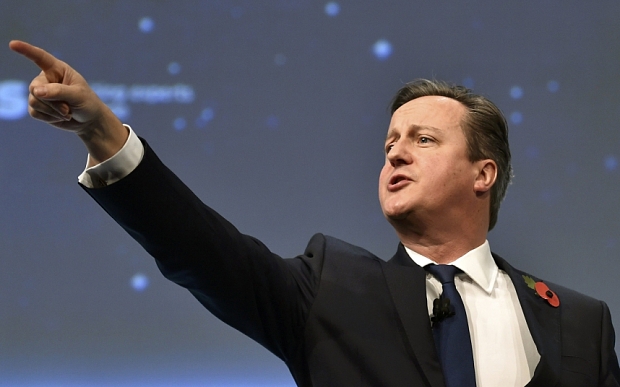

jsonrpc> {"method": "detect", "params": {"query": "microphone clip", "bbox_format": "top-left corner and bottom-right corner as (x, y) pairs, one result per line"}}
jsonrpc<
(431, 295), (455, 327)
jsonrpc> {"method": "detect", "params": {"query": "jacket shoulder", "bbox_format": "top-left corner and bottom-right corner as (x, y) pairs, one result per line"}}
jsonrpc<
(495, 252), (603, 307)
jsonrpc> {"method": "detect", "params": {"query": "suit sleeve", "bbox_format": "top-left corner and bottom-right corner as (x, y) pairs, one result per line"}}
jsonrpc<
(81, 139), (321, 362)
(599, 301), (620, 386)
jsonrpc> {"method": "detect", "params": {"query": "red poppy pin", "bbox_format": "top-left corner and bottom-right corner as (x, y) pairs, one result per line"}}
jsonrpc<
(522, 275), (560, 307)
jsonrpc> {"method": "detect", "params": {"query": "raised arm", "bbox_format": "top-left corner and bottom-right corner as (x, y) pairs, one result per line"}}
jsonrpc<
(10, 40), (317, 361)
(9, 40), (127, 166)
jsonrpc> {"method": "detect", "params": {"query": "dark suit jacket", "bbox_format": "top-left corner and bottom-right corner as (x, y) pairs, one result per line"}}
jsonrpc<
(84, 140), (620, 386)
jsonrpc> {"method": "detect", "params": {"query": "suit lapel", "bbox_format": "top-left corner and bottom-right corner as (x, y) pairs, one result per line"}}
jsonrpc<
(381, 247), (562, 387)
(494, 254), (561, 387)
(382, 244), (445, 387)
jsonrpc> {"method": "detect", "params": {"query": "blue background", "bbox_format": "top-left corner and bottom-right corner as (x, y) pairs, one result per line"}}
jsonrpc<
(2, 1), (620, 385)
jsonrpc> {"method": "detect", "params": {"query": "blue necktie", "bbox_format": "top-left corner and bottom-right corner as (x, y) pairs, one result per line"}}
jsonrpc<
(425, 264), (476, 387)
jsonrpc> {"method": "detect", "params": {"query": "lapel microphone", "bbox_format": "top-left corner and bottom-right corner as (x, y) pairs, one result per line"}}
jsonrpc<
(431, 295), (455, 327)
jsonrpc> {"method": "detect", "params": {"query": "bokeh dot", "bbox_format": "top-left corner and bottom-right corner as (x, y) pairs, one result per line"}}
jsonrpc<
(0, 80), (28, 120)
(605, 155), (618, 171)
(547, 80), (560, 93)
(201, 108), (214, 122)
(174, 117), (187, 131)
(138, 17), (154, 33)
(462, 77), (475, 89)
(131, 273), (149, 292)
(267, 115), (280, 130)
(510, 111), (523, 124)
(510, 86), (523, 100)
(373, 39), (393, 60)
(196, 108), (215, 128)
(324, 2), (340, 16)
(168, 62), (181, 75)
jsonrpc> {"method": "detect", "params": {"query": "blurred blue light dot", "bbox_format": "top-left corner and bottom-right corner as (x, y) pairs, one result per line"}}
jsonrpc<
(168, 62), (181, 75)
(373, 39), (393, 60)
(195, 108), (215, 128)
(0, 80), (28, 120)
(131, 273), (149, 292)
(274, 53), (287, 66)
(547, 80), (560, 93)
(325, 2), (340, 16)
(267, 115), (280, 130)
(201, 108), (214, 122)
(510, 111), (523, 124)
(138, 17), (154, 33)
(605, 155), (618, 171)
(174, 117), (187, 131)
(510, 86), (523, 100)
(462, 77), (475, 89)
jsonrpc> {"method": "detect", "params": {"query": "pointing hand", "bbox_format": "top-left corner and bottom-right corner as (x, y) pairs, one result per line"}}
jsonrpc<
(9, 40), (109, 133)
(9, 40), (127, 165)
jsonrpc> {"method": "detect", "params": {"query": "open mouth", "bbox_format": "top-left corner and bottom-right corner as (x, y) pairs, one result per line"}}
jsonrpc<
(388, 174), (411, 191)
(390, 175), (407, 184)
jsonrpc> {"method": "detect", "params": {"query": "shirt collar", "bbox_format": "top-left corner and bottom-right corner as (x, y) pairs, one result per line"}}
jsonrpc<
(404, 240), (498, 295)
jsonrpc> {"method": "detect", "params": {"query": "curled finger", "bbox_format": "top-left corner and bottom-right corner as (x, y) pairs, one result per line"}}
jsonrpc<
(29, 93), (71, 121)
(28, 105), (71, 125)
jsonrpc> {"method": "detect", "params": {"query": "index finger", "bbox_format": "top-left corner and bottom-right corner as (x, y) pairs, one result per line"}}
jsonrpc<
(9, 40), (61, 77)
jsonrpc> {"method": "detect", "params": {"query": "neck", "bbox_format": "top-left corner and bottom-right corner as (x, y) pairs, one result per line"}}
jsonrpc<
(391, 216), (488, 264)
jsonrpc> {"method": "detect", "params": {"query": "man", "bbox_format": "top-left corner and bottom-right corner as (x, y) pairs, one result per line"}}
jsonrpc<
(10, 40), (620, 386)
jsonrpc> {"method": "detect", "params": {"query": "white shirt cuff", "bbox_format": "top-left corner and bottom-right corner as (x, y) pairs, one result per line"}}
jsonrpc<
(78, 124), (144, 188)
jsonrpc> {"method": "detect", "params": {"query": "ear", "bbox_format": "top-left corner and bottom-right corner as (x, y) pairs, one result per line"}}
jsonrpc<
(473, 159), (497, 194)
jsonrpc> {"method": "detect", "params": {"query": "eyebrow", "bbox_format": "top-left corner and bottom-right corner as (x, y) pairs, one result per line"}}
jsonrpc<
(385, 124), (443, 141)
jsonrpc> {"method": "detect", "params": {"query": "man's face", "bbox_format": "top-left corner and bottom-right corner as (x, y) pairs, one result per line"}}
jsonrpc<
(379, 96), (481, 226)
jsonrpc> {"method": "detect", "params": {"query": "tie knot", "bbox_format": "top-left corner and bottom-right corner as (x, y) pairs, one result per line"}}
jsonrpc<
(425, 264), (462, 284)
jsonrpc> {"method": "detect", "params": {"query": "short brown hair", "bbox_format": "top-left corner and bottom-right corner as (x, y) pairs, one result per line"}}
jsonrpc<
(390, 79), (512, 230)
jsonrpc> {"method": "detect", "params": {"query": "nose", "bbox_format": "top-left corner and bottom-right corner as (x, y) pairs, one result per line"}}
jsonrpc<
(386, 140), (412, 166)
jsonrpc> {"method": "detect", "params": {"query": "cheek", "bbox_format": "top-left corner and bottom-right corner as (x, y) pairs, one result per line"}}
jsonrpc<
(378, 165), (390, 185)
(438, 163), (473, 193)
(378, 167), (390, 201)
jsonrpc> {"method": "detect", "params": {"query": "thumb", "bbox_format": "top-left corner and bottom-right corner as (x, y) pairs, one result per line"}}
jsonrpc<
(32, 83), (79, 102)
(32, 83), (83, 120)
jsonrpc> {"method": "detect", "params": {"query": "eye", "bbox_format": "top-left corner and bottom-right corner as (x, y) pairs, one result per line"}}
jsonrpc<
(385, 143), (394, 153)
(419, 136), (433, 144)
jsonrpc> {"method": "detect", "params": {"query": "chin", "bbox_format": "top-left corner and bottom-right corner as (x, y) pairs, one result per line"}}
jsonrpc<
(382, 207), (410, 222)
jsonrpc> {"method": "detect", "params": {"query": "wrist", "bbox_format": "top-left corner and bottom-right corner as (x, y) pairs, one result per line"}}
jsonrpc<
(78, 108), (128, 166)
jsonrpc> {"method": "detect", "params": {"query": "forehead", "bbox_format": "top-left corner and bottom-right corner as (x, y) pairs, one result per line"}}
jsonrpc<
(388, 95), (467, 135)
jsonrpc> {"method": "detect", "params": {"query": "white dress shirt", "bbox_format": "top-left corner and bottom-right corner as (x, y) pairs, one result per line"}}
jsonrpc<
(79, 128), (541, 386)
(78, 125), (143, 188)
(406, 242), (540, 387)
